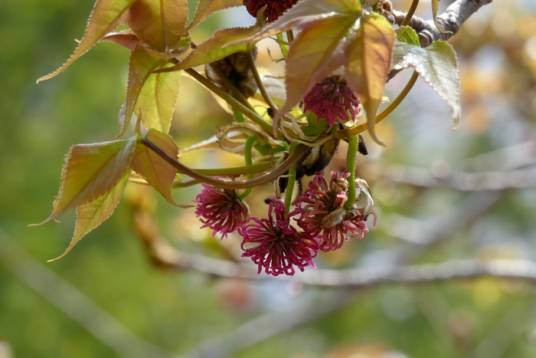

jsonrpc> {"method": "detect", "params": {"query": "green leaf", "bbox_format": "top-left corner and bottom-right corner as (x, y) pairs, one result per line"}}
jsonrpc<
(123, 47), (166, 135)
(128, 0), (189, 52)
(37, 0), (136, 83)
(188, 0), (243, 29)
(171, 24), (260, 70)
(394, 40), (461, 125)
(345, 12), (395, 145)
(396, 26), (420, 46)
(131, 129), (178, 204)
(48, 174), (129, 262)
(252, 0), (361, 41)
(135, 67), (181, 133)
(274, 15), (358, 131)
(38, 138), (136, 225)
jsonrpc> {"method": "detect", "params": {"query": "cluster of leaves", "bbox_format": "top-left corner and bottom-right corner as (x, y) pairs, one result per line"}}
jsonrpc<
(36, 0), (461, 267)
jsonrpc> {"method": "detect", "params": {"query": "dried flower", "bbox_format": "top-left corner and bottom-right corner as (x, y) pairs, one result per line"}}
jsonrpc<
(195, 184), (249, 238)
(244, 0), (298, 22)
(239, 199), (318, 276)
(293, 171), (369, 251)
(304, 76), (361, 125)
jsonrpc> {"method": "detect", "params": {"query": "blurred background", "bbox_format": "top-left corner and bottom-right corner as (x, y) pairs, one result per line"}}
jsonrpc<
(1, 0), (536, 357)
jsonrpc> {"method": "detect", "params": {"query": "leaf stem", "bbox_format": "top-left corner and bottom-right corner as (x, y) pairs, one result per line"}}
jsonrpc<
(344, 135), (359, 210)
(402, 0), (420, 26)
(142, 138), (308, 190)
(284, 145), (298, 215)
(240, 136), (257, 198)
(248, 49), (278, 114)
(344, 71), (419, 137)
(185, 68), (274, 135)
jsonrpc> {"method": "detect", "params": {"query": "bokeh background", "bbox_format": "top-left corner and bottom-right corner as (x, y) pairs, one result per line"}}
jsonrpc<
(1, 0), (536, 357)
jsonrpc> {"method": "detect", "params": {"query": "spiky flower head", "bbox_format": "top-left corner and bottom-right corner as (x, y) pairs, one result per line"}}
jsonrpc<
(239, 199), (318, 276)
(293, 171), (369, 251)
(304, 76), (361, 125)
(195, 184), (249, 238)
(244, 0), (298, 22)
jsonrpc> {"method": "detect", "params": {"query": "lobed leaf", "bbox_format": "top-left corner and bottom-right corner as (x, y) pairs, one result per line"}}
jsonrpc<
(135, 67), (181, 133)
(38, 138), (136, 225)
(128, 0), (189, 52)
(131, 129), (178, 204)
(37, 0), (136, 83)
(188, 0), (243, 29)
(48, 174), (130, 262)
(394, 39), (461, 125)
(123, 47), (166, 135)
(345, 12), (395, 145)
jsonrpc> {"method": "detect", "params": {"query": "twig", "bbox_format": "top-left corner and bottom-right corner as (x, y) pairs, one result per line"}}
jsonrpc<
(0, 228), (172, 358)
(375, 164), (536, 191)
(394, 0), (493, 47)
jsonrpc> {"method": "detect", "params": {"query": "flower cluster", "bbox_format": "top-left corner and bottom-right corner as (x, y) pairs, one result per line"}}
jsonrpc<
(304, 76), (361, 125)
(194, 171), (374, 276)
(244, 0), (298, 22)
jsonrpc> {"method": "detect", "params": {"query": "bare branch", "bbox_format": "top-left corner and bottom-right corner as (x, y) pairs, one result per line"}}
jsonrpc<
(394, 0), (493, 47)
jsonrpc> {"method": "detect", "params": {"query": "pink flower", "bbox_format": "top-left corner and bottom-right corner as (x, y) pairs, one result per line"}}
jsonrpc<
(293, 172), (368, 251)
(244, 0), (298, 22)
(304, 76), (361, 125)
(195, 185), (249, 238)
(239, 200), (318, 276)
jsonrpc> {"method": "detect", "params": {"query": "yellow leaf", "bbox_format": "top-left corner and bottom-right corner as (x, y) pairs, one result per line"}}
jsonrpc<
(37, 0), (136, 83)
(131, 129), (178, 204)
(345, 12), (395, 145)
(128, 0), (189, 52)
(188, 0), (243, 29)
(48, 174), (129, 262)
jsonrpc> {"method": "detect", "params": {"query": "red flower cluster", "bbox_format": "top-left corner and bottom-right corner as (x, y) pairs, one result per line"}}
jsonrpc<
(195, 185), (249, 238)
(244, 0), (298, 22)
(194, 172), (372, 276)
(239, 199), (318, 276)
(304, 76), (361, 125)
(293, 172), (368, 251)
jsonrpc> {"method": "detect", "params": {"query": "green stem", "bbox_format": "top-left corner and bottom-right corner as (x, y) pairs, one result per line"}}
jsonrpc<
(193, 162), (271, 176)
(142, 138), (308, 190)
(185, 68), (274, 135)
(344, 135), (359, 210)
(344, 71), (419, 137)
(402, 0), (420, 26)
(284, 159), (297, 216)
(240, 136), (257, 199)
(276, 33), (289, 57)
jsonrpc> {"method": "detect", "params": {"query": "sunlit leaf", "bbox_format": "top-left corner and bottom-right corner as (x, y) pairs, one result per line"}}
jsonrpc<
(135, 68), (181, 133)
(396, 26), (420, 46)
(188, 0), (243, 29)
(394, 39), (461, 125)
(345, 12), (395, 145)
(37, 0), (136, 83)
(38, 138), (136, 224)
(128, 0), (189, 52)
(123, 47), (166, 135)
(170, 25), (260, 70)
(48, 174), (129, 262)
(131, 129), (178, 204)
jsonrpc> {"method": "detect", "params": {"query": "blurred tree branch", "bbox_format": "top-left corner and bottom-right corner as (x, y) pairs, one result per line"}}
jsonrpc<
(0, 229), (172, 358)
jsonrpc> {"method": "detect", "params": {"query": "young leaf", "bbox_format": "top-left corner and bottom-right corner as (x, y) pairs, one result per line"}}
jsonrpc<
(131, 129), (178, 204)
(123, 47), (166, 135)
(345, 12), (395, 145)
(38, 138), (136, 225)
(48, 174), (129, 262)
(188, 0), (243, 29)
(135, 68), (181, 133)
(251, 0), (361, 41)
(103, 31), (140, 50)
(396, 26), (420, 46)
(128, 0), (189, 52)
(281, 15), (358, 117)
(169, 24), (260, 70)
(37, 0), (136, 83)
(394, 40), (461, 125)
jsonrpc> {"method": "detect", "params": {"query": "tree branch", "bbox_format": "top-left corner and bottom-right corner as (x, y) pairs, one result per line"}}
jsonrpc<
(394, 0), (493, 47)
